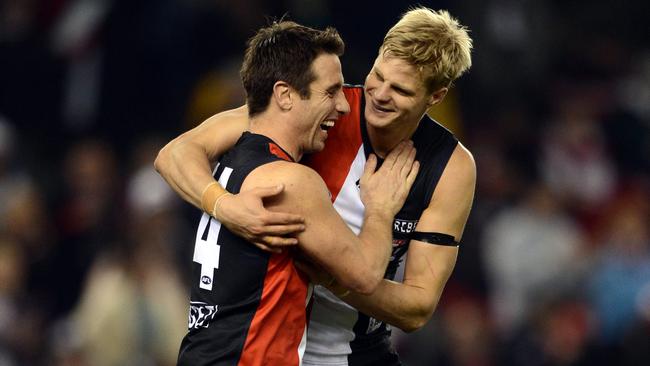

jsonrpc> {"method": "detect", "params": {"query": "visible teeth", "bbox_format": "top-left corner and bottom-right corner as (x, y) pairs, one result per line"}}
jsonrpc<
(375, 104), (390, 112)
(320, 121), (335, 131)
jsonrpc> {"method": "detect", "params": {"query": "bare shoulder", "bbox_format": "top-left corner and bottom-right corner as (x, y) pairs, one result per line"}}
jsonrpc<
(243, 161), (329, 210)
(417, 142), (476, 236)
(446, 142), (476, 184)
(246, 161), (324, 188)
(207, 105), (248, 123)
(195, 106), (247, 136)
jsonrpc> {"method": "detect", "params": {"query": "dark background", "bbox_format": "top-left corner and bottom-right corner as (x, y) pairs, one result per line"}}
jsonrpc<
(1, 0), (649, 365)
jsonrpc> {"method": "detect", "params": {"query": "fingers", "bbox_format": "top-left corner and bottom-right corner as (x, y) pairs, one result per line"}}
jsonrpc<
(252, 234), (300, 253)
(405, 160), (420, 189)
(382, 140), (408, 169)
(399, 144), (417, 179)
(260, 235), (299, 246)
(361, 153), (377, 181)
(253, 184), (285, 198)
(258, 223), (306, 236)
(252, 242), (283, 254)
(243, 185), (305, 225)
(262, 211), (305, 225)
(384, 140), (416, 173)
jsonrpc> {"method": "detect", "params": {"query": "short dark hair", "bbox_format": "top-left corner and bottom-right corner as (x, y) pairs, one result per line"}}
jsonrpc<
(240, 21), (344, 117)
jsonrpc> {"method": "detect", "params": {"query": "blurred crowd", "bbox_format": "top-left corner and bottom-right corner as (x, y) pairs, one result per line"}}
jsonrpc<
(1, 0), (649, 365)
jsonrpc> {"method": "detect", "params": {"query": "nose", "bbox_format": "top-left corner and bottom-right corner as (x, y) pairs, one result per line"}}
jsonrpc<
(373, 83), (391, 103)
(335, 90), (350, 115)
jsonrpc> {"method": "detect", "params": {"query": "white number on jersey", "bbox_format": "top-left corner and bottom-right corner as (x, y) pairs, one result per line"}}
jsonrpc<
(192, 165), (233, 291)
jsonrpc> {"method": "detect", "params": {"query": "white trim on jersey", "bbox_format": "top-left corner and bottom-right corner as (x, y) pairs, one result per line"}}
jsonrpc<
(303, 146), (367, 366)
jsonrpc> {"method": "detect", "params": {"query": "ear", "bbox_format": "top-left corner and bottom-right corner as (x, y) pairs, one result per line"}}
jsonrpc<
(272, 81), (292, 111)
(427, 87), (448, 108)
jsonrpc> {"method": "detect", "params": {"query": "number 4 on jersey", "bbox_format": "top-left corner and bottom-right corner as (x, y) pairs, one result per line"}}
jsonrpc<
(193, 166), (233, 291)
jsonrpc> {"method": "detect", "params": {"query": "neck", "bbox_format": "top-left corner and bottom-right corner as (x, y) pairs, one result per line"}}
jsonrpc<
(366, 118), (420, 158)
(249, 114), (303, 161)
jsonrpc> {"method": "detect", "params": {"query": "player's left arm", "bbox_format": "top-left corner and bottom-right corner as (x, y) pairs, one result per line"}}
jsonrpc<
(328, 142), (476, 332)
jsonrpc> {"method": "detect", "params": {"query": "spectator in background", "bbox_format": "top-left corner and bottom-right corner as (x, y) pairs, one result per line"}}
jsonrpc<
(501, 298), (595, 366)
(0, 237), (27, 366)
(540, 83), (617, 217)
(0, 1), (647, 365)
(620, 280), (650, 366)
(51, 139), (122, 318)
(482, 182), (586, 336)
(0, 182), (53, 364)
(394, 289), (495, 366)
(57, 142), (188, 366)
(587, 186), (650, 354)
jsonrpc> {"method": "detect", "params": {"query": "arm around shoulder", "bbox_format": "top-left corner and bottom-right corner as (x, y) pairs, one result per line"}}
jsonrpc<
(328, 142), (476, 332)
(154, 106), (249, 209)
(246, 163), (391, 295)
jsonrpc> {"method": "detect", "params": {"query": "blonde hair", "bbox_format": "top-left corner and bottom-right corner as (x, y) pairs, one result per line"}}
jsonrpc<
(382, 7), (473, 91)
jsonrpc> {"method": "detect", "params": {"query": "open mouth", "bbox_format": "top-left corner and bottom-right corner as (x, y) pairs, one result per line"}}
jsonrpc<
(320, 120), (335, 131)
(372, 101), (393, 113)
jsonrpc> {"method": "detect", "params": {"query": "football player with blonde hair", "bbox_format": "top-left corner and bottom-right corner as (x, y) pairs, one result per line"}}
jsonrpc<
(156, 7), (475, 365)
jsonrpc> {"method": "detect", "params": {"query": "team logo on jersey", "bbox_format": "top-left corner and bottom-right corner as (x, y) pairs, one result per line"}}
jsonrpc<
(201, 276), (212, 285)
(188, 301), (218, 330)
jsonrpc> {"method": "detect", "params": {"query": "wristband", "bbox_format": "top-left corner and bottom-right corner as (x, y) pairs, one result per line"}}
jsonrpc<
(201, 181), (227, 217)
(212, 192), (233, 219)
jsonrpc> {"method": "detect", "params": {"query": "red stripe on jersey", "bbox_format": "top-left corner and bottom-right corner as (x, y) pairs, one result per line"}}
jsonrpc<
(306, 86), (363, 202)
(238, 252), (309, 366)
(269, 143), (292, 162)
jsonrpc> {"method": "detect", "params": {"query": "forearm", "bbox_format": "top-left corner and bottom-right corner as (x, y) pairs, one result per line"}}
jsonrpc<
(155, 135), (222, 210)
(332, 278), (441, 333)
(356, 210), (395, 289)
(333, 241), (457, 332)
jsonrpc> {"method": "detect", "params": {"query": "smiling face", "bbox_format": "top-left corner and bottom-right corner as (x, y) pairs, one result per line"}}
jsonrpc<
(363, 52), (439, 133)
(294, 53), (350, 154)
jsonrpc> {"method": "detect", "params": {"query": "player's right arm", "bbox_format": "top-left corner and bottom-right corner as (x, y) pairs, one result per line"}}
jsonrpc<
(154, 106), (305, 250)
(155, 106), (249, 208)
(248, 142), (419, 294)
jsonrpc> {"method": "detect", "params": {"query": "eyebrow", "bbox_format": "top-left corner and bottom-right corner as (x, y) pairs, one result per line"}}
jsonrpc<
(326, 82), (343, 94)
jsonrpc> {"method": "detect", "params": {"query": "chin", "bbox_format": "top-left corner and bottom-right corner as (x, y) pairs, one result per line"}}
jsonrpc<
(314, 142), (327, 152)
(306, 141), (326, 154)
(364, 104), (391, 126)
(365, 113), (393, 129)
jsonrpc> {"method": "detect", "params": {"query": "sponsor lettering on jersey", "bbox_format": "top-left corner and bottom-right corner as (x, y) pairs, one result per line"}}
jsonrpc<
(389, 218), (418, 263)
(188, 301), (218, 330)
(393, 218), (418, 235)
(392, 218), (418, 246)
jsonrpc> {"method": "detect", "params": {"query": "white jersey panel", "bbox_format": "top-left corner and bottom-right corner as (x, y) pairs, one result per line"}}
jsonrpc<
(331, 145), (366, 234)
(304, 145), (366, 365)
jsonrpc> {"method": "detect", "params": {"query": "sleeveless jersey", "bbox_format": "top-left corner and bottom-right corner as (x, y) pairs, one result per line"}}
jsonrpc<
(178, 132), (312, 366)
(302, 85), (458, 366)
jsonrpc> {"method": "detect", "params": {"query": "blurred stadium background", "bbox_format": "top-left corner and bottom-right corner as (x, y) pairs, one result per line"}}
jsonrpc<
(1, 0), (649, 365)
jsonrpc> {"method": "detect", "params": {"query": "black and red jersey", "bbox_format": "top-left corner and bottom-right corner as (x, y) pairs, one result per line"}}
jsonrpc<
(178, 132), (311, 366)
